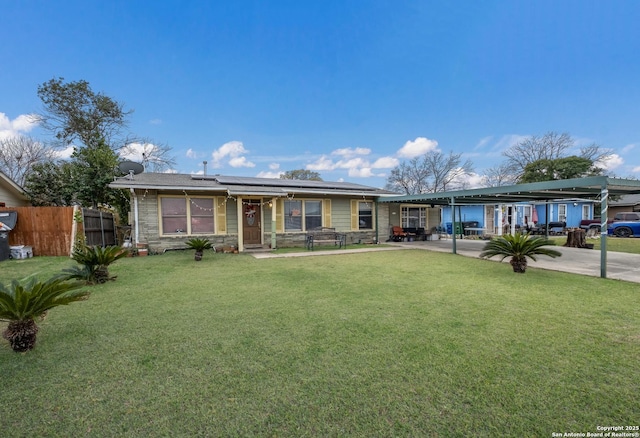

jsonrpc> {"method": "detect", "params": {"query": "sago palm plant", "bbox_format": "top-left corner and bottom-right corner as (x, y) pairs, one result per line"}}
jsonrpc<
(0, 276), (89, 352)
(185, 238), (213, 261)
(68, 244), (128, 284)
(480, 233), (562, 273)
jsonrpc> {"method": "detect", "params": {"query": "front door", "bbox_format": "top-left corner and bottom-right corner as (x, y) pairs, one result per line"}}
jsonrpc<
(243, 201), (262, 245)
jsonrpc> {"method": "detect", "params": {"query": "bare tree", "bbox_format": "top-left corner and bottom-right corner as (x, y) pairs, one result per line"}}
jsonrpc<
(481, 162), (519, 187)
(386, 151), (474, 195)
(118, 137), (176, 172)
(502, 131), (612, 179)
(0, 135), (57, 186)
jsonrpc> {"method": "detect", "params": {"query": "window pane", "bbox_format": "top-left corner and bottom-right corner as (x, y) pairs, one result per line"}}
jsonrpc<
(190, 198), (215, 234)
(305, 200), (322, 230)
(285, 200), (302, 231)
(359, 202), (372, 229)
(161, 198), (187, 215)
(161, 198), (187, 234)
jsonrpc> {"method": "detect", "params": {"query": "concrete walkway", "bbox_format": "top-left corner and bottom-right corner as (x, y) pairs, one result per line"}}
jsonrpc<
(251, 239), (640, 284)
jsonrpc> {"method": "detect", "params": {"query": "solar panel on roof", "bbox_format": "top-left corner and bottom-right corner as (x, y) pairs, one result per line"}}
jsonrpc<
(192, 174), (380, 191)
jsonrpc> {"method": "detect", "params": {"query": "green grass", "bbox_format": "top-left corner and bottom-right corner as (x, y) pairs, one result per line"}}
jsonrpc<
(1, 251), (639, 436)
(549, 235), (640, 254)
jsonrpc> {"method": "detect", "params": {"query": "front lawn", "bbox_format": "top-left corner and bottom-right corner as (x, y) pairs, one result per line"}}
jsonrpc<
(1, 251), (638, 436)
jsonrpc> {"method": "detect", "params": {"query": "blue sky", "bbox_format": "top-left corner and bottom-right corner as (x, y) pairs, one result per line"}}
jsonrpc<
(1, 0), (639, 188)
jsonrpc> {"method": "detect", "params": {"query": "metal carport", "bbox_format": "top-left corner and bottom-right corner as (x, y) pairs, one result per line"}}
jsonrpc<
(378, 176), (640, 278)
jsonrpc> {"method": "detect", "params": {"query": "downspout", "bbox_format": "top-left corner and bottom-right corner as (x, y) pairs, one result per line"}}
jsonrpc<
(130, 188), (139, 245)
(600, 186), (608, 278)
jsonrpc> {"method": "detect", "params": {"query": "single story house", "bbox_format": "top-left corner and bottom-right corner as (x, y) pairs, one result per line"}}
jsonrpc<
(109, 173), (397, 252)
(0, 170), (29, 207)
(608, 194), (640, 218)
(441, 199), (594, 235)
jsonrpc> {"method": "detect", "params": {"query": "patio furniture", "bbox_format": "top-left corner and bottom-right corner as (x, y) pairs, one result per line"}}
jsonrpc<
(306, 227), (346, 250)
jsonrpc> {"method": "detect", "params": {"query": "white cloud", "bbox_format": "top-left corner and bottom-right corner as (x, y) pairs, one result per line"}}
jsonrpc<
(52, 145), (75, 160)
(492, 134), (528, 152)
(0, 112), (39, 140)
(149, 119), (162, 125)
(120, 142), (163, 162)
(211, 140), (253, 168)
(456, 172), (485, 189)
(397, 137), (439, 158)
(307, 156), (336, 171)
(332, 147), (371, 158)
(348, 167), (385, 178)
(186, 148), (198, 159)
(256, 170), (283, 178)
(229, 156), (255, 168)
(474, 136), (493, 151)
(372, 156), (399, 168)
(598, 153), (624, 171)
(621, 143), (636, 154)
(269, 162), (280, 170)
(632, 166), (640, 173)
(306, 147), (398, 179)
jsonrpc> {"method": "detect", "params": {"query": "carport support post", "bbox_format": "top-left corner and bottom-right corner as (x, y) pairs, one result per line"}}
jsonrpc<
(451, 197), (457, 254)
(600, 187), (608, 278)
(271, 197), (277, 250)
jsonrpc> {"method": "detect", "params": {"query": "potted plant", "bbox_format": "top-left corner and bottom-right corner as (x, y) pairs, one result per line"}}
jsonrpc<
(0, 276), (89, 352)
(479, 233), (562, 273)
(185, 238), (213, 261)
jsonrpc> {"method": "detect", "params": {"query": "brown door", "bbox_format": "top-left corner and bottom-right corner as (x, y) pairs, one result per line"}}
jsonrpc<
(243, 202), (262, 245)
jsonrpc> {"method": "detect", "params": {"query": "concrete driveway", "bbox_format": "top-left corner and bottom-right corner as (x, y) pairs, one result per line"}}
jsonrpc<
(390, 238), (640, 283)
(252, 238), (640, 283)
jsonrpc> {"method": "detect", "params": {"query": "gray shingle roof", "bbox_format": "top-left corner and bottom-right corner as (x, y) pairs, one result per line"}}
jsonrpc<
(109, 172), (397, 197)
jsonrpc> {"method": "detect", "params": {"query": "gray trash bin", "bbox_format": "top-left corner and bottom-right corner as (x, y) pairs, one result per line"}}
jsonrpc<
(0, 211), (18, 262)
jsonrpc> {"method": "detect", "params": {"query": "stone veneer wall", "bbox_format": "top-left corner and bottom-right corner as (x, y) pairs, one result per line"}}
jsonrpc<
(135, 192), (391, 252)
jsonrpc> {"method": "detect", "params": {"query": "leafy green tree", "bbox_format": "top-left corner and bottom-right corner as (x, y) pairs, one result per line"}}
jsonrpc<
(480, 233), (561, 273)
(501, 131), (610, 181)
(519, 156), (601, 183)
(0, 276), (89, 352)
(35, 77), (131, 147)
(72, 138), (121, 208)
(24, 161), (76, 206)
(280, 169), (323, 181)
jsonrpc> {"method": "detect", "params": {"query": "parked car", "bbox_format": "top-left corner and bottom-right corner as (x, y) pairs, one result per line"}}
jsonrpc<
(579, 218), (612, 232)
(581, 212), (640, 233)
(613, 212), (640, 221)
(608, 221), (640, 238)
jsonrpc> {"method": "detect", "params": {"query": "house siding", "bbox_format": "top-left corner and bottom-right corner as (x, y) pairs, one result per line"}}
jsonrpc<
(134, 190), (386, 251)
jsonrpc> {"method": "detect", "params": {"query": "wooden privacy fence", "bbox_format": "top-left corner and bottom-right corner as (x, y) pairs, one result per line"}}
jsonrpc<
(82, 208), (116, 247)
(0, 206), (117, 256)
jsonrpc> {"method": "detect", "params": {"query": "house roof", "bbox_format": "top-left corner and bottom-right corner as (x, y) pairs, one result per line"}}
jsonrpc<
(378, 176), (640, 205)
(109, 172), (397, 197)
(609, 193), (640, 207)
(0, 170), (28, 202)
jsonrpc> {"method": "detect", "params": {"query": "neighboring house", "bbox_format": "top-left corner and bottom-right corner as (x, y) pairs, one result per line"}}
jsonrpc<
(441, 199), (595, 235)
(608, 194), (640, 218)
(109, 173), (396, 252)
(0, 170), (30, 207)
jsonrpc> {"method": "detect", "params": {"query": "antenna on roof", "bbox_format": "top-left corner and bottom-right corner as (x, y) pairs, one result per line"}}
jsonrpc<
(119, 161), (144, 180)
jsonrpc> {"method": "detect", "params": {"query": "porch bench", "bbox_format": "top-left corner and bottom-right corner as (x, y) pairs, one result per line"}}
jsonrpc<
(306, 227), (346, 250)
